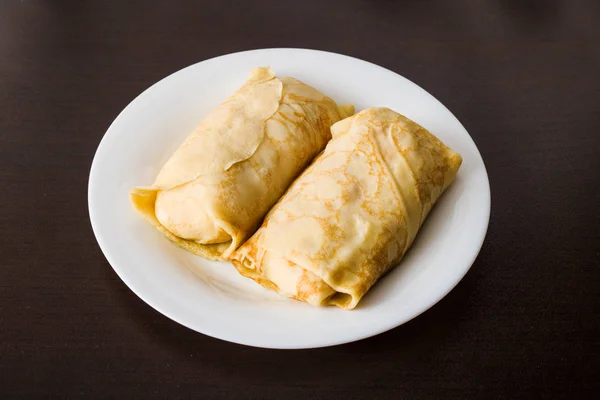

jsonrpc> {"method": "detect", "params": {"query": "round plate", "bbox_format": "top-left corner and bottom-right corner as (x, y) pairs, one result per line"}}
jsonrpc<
(89, 48), (490, 349)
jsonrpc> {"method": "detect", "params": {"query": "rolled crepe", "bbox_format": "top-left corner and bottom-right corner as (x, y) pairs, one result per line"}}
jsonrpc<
(130, 67), (354, 260)
(230, 107), (462, 309)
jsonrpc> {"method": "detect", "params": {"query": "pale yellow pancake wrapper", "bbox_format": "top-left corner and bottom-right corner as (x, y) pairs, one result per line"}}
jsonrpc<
(231, 107), (462, 308)
(130, 67), (353, 260)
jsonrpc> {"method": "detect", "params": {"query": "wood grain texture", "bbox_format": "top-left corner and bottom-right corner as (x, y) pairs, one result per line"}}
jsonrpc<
(1, 0), (599, 398)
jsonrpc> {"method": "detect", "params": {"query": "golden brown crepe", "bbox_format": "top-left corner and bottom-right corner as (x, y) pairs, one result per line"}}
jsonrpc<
(230, 107), (462, 309)
(130, 67), (354, 260)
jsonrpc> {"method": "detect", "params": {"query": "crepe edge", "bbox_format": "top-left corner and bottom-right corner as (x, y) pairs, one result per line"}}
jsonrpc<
(230, 242), (358, 310)
(129, 187), (231, 260)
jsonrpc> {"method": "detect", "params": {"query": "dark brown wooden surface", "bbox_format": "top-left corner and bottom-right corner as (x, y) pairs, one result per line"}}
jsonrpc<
(1, 0), (599, 398)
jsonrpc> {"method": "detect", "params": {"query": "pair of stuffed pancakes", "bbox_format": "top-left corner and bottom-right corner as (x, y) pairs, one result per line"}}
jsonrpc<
(130, 67), (354, 260)
(230, 107), (462, 309)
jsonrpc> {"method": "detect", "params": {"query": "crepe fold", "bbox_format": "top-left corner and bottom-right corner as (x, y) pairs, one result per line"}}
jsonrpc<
(230, 107), (462, 309)
(130, 67), (354, 260)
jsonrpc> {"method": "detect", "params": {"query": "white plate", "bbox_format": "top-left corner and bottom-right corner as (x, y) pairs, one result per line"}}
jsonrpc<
(89, 48), (490, 349)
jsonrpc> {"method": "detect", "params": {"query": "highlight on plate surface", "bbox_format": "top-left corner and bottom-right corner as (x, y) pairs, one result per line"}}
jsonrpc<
(130, 67), (462, 309)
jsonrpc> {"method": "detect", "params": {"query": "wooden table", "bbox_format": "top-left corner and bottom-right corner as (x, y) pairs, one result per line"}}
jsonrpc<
(2, 1), (598, 398)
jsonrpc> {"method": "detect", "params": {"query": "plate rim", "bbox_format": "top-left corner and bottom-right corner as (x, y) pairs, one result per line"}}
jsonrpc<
(88, 47), (491, 349)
